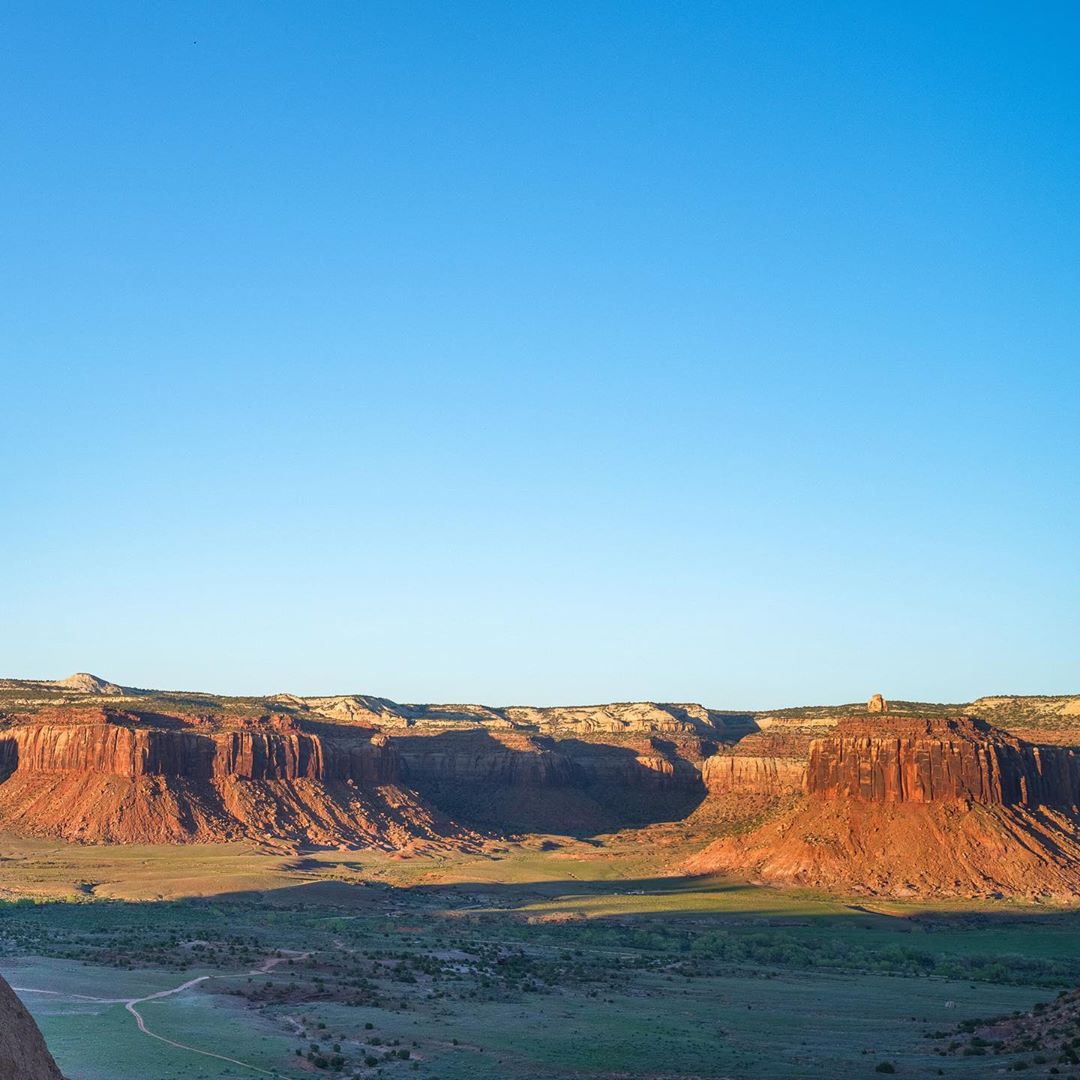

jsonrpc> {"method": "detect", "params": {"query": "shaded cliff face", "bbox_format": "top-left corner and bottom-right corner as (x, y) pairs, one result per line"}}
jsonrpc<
(0, 974), (63, 1080)
(805, 716), (1080, 809)
(392, 730), (711, 833)
(395, 730), (707, 789)
(688, 717), (1080, 899)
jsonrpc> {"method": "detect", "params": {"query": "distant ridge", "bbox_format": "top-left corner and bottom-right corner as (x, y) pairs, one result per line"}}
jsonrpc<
(3, 673), (1078, 732)
(2, 674), (1080, 899)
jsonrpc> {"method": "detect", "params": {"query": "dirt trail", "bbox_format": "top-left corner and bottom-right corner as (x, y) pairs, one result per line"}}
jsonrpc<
(15, 954), (310, 1078)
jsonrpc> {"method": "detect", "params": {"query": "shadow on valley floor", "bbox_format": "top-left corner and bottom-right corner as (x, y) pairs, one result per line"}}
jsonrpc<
(140, 875), (1080, 996)
(199, 867), (1080, 933)
(9, 874), (1075, 1080)
(12, 872), (1080, 991)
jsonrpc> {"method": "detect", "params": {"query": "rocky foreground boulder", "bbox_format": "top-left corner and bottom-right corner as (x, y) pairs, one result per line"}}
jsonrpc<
(0, 974), (62, 1080)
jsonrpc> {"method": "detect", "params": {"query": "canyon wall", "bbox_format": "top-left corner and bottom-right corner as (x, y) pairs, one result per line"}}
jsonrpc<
(0, 707), (722, 843)
(805, 716), (1080, 809)
(25, 698), (1080, 863)
(395, 732), (707, 791)
(0, 713), (707, 793)
(701, 753), (804, 796)
(0, 723), (398, 784)
(8, 676), (1080, 898)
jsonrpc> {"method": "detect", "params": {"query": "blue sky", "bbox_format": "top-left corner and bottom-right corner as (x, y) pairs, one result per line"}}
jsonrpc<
(2, 2), (1077, 707)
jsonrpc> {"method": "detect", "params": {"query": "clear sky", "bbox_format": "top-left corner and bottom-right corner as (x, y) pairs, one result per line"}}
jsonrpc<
(2, 2), (1077, 708)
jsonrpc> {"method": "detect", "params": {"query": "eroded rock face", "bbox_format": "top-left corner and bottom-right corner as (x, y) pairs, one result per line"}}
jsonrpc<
(0, 709), (443, 847)
(396, 731), (705, 791)
(0, 721), (397, 784)
(688, 716), (1080, 898)
(806, 716), (1080, 809)
(0, 974), (63, 1080)
(867, 693), (888, 713)
(294, 696), (731, 737)
(0, 680), (753, 845)
(701, 754), (803, 796)
(0, 706), (720, 844)
(390, 730), (713, 834)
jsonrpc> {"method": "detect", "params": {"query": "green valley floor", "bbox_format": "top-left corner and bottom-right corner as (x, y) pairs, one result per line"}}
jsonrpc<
(0, 835), (1077, 1080)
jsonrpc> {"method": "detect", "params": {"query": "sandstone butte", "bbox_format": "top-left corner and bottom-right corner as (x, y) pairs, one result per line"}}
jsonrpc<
(3, 674), (1080, 899)
(686, 714), (1080, 898)
(0, 974), (63, 1080)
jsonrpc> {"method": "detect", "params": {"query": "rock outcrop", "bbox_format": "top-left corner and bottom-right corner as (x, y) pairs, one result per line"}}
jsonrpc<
(687, 716), (1080, 898)
(54, 672), (125, 696)
(0, 974), (63, 1080)
(295, 696), (730, 737)
(867, 693), (888, 713)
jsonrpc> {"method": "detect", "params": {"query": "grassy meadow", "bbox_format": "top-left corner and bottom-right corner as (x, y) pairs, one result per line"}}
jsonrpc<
(1, 834), (1078, 1079)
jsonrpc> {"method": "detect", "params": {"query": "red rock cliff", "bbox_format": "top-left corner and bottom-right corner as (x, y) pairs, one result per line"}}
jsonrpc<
(0, 710), (432, 847)
(688, 716), (1080, 898)
(0, 719), (397, 784)
(805, 716), (1080, 809)
(701, 753), (803, 796)
(395, 731), (706, 790)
